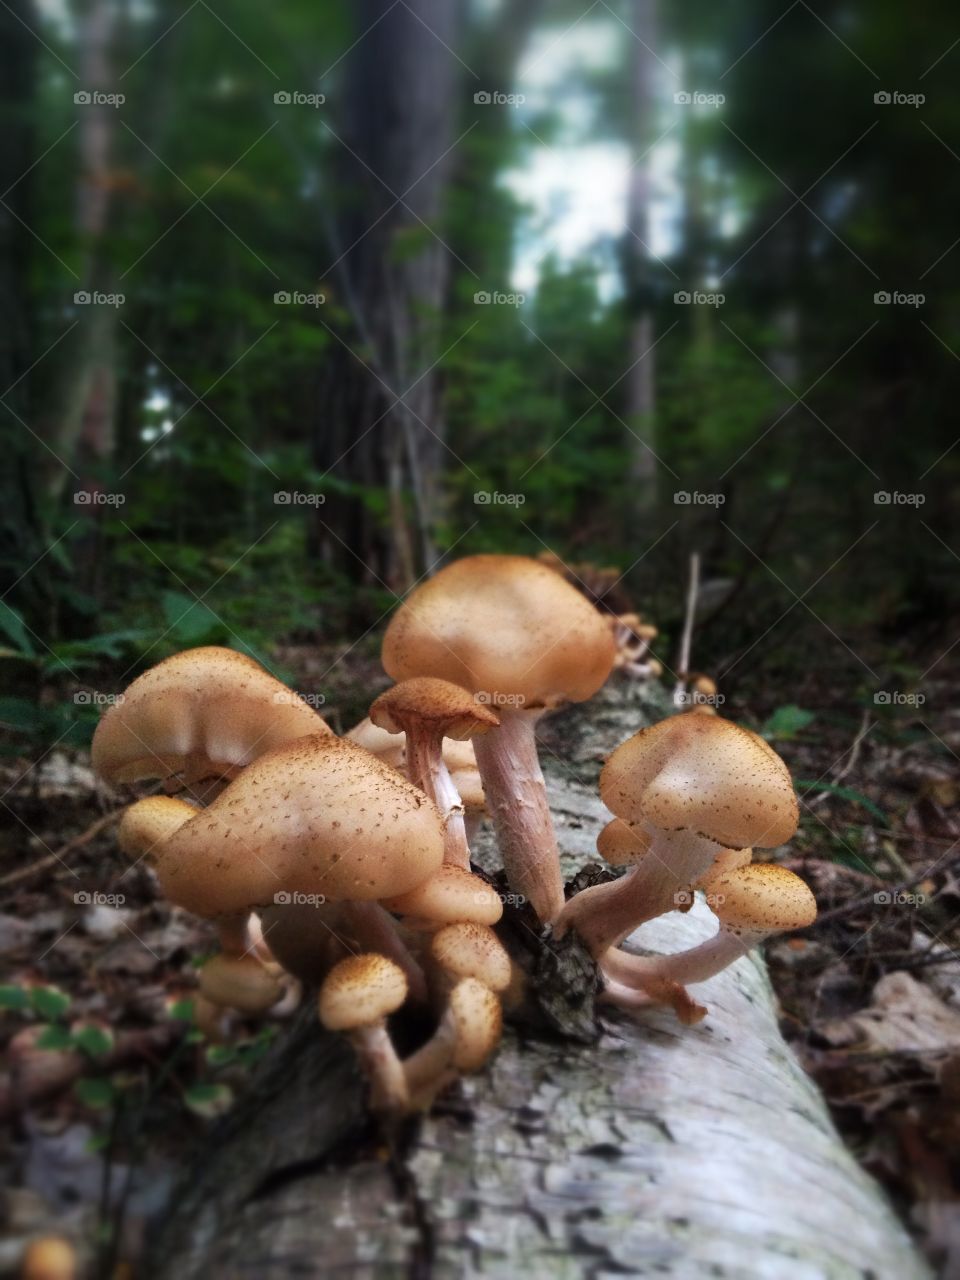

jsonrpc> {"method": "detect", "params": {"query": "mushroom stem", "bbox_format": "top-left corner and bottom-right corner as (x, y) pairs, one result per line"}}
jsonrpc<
(216, 912), (254, 957)
(471, 706), (564, 924)
(406, 731), (471, 870)
(349, 1023), (410, 1112)
(342, 902), (428, 1004)
(604, 923), (766, 992)
(403, 1008), (458, 1105)
(555, 829), (721, 955)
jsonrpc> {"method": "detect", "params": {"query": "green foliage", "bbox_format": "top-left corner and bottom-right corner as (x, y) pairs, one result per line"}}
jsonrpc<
(761, 705), (816, 740)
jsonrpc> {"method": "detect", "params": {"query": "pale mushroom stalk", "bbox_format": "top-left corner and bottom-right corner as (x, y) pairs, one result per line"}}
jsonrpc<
(471, 706), (565, 923)
(318, 955), (411, 1113)
(349, 1023), (410, 1113)
(605, 923), (770, 991)
(555, 828), (721, 956)
(406, 731), (470, 870)
(402, 977), (502, 1109)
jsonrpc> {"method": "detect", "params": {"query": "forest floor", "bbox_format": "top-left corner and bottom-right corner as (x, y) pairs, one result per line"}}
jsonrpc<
(0, 628), (958, 1277)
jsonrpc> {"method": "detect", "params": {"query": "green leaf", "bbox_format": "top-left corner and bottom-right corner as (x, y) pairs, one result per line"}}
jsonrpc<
(72, 1024), (115, 1059)
(0, 602), (35, 656)
(35, 1024), (74, 1051)
(205, 1044), (237, 1067)
(0, 697), (49, 734)
(761, 705), (815, 740)
(0, 984), (29, 1011)
(29, 986), (71, 1020)
(74, 1077), (115, 1110)
(161, 591), (226, 646)
(168, 997), (196, 1022)
(184, 1082), (233, 1118)
(797, 781), (887, 824)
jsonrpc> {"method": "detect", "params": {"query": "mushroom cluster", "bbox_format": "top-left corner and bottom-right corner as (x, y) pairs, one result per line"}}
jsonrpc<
(91, 556), (817, 1113)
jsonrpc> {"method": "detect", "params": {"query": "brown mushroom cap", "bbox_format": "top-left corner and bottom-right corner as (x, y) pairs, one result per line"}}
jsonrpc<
(600, 715), (799, 849)
(699, 847), (752, 887)
(317, 953), (408, 1030)
(449, 977), (503, 1072)
(92, 646), (330, 785)
(382, 865), (503, 926)
(118, 795), (196, 860)
(370, 677), (499, 741)
(198, 953), (282, 1013)
(430, 922), (512, 992)
(155, 735), (444, 918)
(596, 817), (652, 866)
(382, 555), (616, 708)
(710, 863), (817, 932)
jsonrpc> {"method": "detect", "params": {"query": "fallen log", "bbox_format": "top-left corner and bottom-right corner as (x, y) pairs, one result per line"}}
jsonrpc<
(151, 685), (929, 1279)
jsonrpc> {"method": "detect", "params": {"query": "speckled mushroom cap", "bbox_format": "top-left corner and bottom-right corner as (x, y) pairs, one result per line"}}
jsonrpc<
(596, 817), (652, 866)
(382, 555), (616, 708)
(382, 864), (503, 925)
(600, 715), (799, 850)
(318, 953), (408, 1030)
(155, 735), (444, 918)
(118, 795), (197, 860)
(431, 922), (512, 992)
(449, 977), (503, 1072)
(92, 646), (330, 785)
(698, 847), (752, 887)
(709, 863), (817, 933)
(370, 677), (499, 741)
(199, 953), (283, 1013)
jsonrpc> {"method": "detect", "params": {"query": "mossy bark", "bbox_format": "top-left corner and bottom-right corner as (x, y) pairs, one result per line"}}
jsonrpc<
(152, 682), (929, 1279)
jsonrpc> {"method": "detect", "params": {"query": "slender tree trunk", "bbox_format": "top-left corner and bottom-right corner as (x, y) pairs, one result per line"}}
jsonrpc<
(625, 0), (659, 513)
(150, 684), (928, 1280)
(313, 0), (464, 588)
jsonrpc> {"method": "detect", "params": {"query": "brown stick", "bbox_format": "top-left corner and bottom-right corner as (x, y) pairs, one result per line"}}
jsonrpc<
(0, 809), (123, 889)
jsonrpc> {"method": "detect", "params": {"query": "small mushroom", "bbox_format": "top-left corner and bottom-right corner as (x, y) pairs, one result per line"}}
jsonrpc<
(92, 646), (330, 798)
(556, 714), (798, 960)
(403, 977), (503, 1108)
(370, 677), (498, 869)
(382, 554), (616, 923)
(318, 954), (409, 1111)
(198, 952), (284, 1015)
(382, 865), (503, 929)
(429, 922), (512, 994)
(604, 864), (816, 1017)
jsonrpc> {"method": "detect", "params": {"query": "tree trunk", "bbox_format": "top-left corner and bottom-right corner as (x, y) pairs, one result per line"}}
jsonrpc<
(150, 683), (928, 1280)
(625, 0), (659, 514)
(312, 0), (464, 588)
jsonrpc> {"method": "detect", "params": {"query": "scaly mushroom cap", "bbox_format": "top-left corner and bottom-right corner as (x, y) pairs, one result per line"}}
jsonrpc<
(198, 953), (283, 1013)
(92, 646), (330, 785)
(370, 677), (499, 741)
(156, 735), (445, 917)
(600, 715), (799, 849)
(449, 977), (503, 1072)
(596, 817), (652, 866)
(317, 953), (408, 1030)
(698, 847), (752, 887)
(430, 922), (512, 992)
(382, 865), (503, 926)
(710, 863), (817, 933)
(382, 555), (616, 708)
(118, 795), (196, 860)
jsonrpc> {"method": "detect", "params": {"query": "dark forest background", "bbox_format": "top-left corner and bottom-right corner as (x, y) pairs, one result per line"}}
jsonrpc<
(1, 0), (957, 742)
